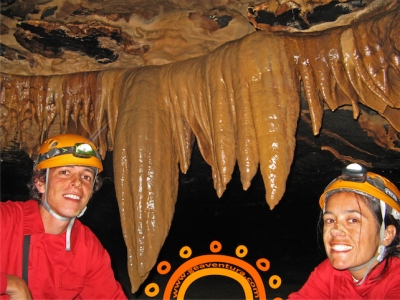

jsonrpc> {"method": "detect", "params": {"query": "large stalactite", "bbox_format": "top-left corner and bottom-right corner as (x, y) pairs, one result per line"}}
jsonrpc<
(1, 0), (400, 293)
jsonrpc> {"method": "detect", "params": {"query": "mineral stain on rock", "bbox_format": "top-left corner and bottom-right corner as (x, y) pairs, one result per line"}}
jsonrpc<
(14, 21), (120, 63)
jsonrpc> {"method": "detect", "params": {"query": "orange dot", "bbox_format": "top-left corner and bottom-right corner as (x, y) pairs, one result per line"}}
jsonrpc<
(157, 261), (171, 275)
(235, 245), (248, 258)
(144, 283), (159, 297)
(269, 275), (282, 289)
(256, 258), (270, 272)
(180, 246), (192, 258)
(210, 241), (222, 253)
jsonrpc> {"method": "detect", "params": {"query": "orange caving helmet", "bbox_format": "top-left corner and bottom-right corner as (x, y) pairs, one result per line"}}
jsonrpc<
(319, 163), (400, 218)
(34, 134), (103, 173)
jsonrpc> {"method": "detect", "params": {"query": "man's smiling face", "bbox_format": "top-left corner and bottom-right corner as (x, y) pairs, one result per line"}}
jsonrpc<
(37, 165), (95, 219)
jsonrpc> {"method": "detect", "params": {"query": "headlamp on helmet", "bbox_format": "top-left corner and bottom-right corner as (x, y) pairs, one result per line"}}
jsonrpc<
(33, 134), (103, 173)
(319, 163), (400, 219)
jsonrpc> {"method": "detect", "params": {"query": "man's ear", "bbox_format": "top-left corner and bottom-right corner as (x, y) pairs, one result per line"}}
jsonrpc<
(383, 225), (397, 246)
(35, 179), (46, 194)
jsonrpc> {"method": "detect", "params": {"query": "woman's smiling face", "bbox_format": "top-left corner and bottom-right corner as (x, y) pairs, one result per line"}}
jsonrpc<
(323, 191), (380, 278)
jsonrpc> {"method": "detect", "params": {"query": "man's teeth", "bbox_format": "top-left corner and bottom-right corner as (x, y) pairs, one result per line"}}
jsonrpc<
(332, 245), (352, 251)
(64, 194), (80, 200)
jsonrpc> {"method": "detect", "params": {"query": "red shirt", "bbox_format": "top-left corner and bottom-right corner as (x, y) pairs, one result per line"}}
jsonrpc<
(0, 200), (127, 299)
(288, 257), (400, 299)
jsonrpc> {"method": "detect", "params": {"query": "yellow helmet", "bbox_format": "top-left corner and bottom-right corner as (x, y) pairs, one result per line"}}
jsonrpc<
(319, 163), (400, 216)
(34, 134), (103, 172)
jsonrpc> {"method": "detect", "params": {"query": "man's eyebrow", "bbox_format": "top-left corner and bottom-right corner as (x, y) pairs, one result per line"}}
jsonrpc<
(62, 165), (95, 175)
(83, 167), (95, 175)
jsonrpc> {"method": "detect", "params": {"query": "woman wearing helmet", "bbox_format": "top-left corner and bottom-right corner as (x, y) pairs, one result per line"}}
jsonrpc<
(0, 134), (127, 299)
(289, 163), (400, 299)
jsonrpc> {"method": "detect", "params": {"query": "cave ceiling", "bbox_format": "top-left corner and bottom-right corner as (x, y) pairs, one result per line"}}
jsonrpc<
(1, 0), (400, 293)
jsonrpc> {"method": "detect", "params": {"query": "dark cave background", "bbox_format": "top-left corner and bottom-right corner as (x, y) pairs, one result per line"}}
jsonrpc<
(1, 108), (400, 299)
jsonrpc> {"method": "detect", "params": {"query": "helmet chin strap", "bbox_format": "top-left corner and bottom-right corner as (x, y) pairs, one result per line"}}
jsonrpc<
(41, 168), (88, 251)
(349, 200), (387, 286)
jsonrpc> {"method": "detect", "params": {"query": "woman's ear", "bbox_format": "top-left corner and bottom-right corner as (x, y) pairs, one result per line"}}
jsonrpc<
(35, 178), (45, 194)
(383, 225), (397, 246)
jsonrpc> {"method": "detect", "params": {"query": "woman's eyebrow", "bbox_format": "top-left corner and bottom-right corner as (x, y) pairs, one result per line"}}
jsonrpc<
(323, 210), (361, 215)
(345, 210), (361, 214)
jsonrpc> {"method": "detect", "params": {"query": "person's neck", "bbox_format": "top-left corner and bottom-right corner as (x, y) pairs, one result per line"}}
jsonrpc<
(350, 259), (379, 281)
(39, 205), (70, 235)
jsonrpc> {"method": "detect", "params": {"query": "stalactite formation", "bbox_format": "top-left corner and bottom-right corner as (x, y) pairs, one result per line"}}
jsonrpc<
(1, 0), (400, 293)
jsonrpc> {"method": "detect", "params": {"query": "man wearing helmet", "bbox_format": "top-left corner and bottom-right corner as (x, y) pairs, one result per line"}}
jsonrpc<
(0, 134), (127, 299)
(289, 163), (400, 299)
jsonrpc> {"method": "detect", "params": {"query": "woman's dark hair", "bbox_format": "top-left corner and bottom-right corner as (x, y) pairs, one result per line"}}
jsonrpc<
(318, 191), (400, 279)
(28, 167), (103, 200)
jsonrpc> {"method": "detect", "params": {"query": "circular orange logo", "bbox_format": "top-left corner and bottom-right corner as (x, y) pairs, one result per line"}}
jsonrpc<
(144, 240), (283, 299)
